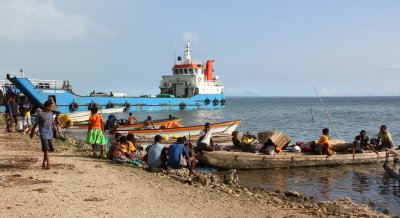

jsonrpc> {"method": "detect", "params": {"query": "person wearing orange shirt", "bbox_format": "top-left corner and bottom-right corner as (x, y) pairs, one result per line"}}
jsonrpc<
(86, 106), (106, 157)
(316, 128), (335, 156)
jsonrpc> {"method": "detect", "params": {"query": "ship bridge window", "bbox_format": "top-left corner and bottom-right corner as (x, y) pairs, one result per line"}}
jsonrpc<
(179, 69), (183, 74)
(174, 69), (179, 74)
(189, 68), (194, 74)
(197, 69), (203, 74)
(184, 69), (188, 74)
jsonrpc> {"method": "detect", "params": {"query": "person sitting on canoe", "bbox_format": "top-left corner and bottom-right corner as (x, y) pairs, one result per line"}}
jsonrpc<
(352, 130), (369, 155)
(375, 125), (394, 149)
(231, 131), (242, 149)
(127, 113), (137, 125)
(197, 122), (214, 152)
(316, 128), (335, 156)
(143, 115), (155, 129)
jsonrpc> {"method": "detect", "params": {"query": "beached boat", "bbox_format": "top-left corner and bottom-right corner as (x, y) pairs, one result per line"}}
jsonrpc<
(198, 150), (388, 169)
(65, 107), (126, 123)
(65, 117), (182, 132)
(114, 120), (241, 138)
(6, 42), (226, 113)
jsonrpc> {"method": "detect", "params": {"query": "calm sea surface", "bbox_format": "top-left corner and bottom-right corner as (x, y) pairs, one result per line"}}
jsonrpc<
(113, 97), (400, 214)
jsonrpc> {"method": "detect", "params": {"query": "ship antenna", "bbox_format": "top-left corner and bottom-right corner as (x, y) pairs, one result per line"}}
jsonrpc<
(174, 34), (177, 64)
(194, 37), (197, 62)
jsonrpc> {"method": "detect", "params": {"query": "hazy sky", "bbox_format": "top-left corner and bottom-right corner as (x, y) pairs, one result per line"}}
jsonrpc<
(0, 0), (399, 96)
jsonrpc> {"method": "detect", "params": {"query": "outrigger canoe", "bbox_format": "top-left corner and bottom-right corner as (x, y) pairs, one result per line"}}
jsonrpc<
(198, 150), (388, 170)
(115, 119), (241, 138)
(64, 118), (182, 133)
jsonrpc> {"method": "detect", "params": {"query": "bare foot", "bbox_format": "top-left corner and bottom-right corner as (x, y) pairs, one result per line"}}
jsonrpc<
(46, 165), (51, 170)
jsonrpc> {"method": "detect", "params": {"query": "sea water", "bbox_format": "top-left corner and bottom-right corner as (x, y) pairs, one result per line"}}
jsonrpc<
(112, 96), (400, 214)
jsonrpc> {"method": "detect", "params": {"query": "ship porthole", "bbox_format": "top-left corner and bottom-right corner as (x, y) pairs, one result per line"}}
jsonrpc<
(204, 98), (210, 105)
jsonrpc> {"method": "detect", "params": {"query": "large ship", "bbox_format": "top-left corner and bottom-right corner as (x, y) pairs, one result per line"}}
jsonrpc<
(6, 42), (226, 113)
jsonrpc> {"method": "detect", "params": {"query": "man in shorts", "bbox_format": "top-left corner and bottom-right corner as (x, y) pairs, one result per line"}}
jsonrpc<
(30, 101), (56, 169)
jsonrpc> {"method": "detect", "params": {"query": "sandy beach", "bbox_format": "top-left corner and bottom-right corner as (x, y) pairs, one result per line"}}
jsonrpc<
(0, 117), (388, 218)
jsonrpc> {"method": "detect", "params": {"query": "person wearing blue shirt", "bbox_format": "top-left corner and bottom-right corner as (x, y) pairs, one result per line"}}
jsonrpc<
(30, 101), (56, 170)
(167, 137), (193, 178)
(147, 135), (164, 168)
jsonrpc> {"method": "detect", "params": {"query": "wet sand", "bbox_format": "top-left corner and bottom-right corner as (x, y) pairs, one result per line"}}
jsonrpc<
(0, 117), (388, 217)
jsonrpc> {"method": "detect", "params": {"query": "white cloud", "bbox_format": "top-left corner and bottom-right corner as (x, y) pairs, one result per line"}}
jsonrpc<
(183, 32), (199, 43)
(385, 64), (400, 69)
(0, 0), (112, 41)
(319, 87), (400, 96)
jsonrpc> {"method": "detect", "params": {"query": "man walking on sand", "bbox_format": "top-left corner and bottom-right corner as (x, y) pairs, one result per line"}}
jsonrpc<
(30, 101), (56, 169)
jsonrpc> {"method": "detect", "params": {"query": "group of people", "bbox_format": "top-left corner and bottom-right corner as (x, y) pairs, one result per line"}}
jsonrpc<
(88, 122), (216, 180)
(4, 95), (32, 133)
(230, 125), (396, 156)
(296, 126), (395, 156)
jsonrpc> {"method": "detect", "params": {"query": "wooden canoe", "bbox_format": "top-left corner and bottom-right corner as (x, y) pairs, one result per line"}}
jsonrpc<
(114, 119), (241, 138)
(65, 118), (181, 132)
(198, 150), (388, 170)
(65, 107), (126, 123)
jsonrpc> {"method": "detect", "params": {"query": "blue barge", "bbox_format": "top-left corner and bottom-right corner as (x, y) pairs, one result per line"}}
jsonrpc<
(6, 42), (226, 113)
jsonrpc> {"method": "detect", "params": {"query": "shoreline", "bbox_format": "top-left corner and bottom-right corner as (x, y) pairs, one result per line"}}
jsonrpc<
(0, 116), (389, 217)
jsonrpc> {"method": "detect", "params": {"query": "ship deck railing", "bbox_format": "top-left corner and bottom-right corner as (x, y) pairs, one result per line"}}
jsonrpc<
(28, 79), (64, 89)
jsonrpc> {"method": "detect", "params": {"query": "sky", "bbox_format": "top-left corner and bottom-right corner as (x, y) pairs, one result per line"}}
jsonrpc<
(0, 0), (399, 96)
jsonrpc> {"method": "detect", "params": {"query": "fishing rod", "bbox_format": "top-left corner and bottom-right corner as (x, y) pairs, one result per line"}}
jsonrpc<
(310, 104), (315, 123)
(311, 82), (340, 140)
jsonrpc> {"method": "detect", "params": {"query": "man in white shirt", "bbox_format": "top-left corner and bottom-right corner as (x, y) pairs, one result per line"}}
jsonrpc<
(197, 123), (214, 152)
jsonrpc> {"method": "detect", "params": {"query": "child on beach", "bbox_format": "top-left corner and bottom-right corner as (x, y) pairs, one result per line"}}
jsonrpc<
(107, 133), (121, 160)
(30, 101), (56, 169)
(112, 135), (130, 163)
(117, 135), (135, 160)
(86, 106), (106, 157)
(54, 111), (62, 138)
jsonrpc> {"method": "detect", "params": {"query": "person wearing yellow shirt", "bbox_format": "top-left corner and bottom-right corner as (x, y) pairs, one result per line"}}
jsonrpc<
(119, 135), (135, 160)
(316, 128), (335, 156)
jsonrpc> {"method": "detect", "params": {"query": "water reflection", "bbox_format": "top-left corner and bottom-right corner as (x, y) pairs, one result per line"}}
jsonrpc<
(236, 164), (400, 215)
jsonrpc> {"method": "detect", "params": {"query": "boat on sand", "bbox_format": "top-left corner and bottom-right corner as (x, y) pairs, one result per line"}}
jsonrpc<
(114, 120), (241, 138)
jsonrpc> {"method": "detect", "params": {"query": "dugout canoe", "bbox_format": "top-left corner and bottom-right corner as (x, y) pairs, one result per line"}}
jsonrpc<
(114, 119), (241, 138)
(198, 150), (388, 170)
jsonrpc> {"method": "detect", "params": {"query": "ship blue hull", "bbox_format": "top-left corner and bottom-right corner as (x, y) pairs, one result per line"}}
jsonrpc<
(8, 76), (225, 113)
